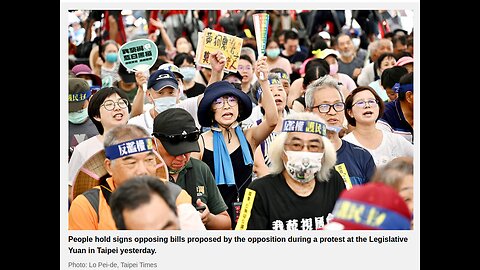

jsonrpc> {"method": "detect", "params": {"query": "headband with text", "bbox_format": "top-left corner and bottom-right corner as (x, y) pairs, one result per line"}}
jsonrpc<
(282, 120), (327, 136)
(105, 138), (154, 160)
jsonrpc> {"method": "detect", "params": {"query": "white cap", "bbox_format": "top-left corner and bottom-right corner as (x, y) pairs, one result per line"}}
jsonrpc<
(318, 31), (331, 40)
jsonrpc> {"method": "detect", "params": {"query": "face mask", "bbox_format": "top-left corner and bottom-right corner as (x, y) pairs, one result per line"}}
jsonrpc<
(284, 151), (323, 183)
(105, 52), (118, 63)
(153, 96), (177, 114)
(266, 48), (280, 59)
(180, 67), (196, 82)
(329, 63), (338, 75)
(85, 80), (93, 87)
(352, 38), (361, 49)
(68, 107), (89, 124)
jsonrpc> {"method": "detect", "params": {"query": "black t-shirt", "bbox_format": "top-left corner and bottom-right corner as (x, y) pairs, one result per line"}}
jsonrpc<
(239, 171), (345, 230)
(185, 82), (206, 98)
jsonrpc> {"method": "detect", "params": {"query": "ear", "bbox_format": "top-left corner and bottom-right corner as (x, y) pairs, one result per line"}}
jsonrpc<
(406, 91), (414, 103)
(104, 158), (114, 176)
(347, 109), (354, 118)
(93, 115), (101, 122)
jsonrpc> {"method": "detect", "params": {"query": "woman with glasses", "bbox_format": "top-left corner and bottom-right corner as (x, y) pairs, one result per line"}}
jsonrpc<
(69, 87), (131, 203)
(192, 56), (278, 229)
(235, 112), (345, 230)
(237, 55), (257, 105)
(343, 86), (413, 166)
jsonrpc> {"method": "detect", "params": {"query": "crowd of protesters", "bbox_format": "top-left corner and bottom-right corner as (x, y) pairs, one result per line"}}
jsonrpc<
(68, 9), (415, 230)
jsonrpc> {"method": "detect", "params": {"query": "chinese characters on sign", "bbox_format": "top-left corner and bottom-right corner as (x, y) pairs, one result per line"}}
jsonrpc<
(196, 28), (243, 73)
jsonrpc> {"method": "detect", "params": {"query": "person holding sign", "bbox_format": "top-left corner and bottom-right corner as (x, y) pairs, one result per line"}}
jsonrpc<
(191, 56), (278, 228)
(235, 112), (345, 230)
(128, 69), (180, 135)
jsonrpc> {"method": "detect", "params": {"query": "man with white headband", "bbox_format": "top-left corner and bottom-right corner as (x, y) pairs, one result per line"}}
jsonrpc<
(235, 112), (345, 230)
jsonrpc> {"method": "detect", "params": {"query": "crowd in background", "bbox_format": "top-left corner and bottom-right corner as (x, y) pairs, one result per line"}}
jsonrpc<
(67, 9), (415, 231)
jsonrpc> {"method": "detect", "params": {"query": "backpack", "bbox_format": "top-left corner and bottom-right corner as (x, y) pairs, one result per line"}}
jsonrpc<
(84, 178), (182, 222)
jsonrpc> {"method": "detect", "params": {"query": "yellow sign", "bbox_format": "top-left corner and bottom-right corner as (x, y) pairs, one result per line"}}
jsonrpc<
(235, 188), (256, 230)
(195, 28), (244, 73)
(335, 163), (353, 190)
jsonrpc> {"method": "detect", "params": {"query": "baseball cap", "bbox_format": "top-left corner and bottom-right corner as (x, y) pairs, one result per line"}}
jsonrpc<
(318, 31), (331, 41)
(316, 48), (340, 59)
(152, 108), (200, 156)
(71, 64), (102, 86)
(222, 71), (243, 82)
(158, 63), (184, 79)
(69, 78), (91, 112)
(324, 182), (412, 230)
(118, 64), (136, 83)
(147, 69), (179, 91)
(395, 56), (414, 67)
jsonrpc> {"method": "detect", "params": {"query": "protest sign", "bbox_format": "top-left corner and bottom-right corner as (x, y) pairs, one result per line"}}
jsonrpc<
(118, 39), (158, 91)
(253, 13), (269, 80)
(195, 28), (243, 73)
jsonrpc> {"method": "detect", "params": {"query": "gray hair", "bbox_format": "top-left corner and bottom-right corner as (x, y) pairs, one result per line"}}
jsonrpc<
(268, 112), (337, 182)
(367, 40), (380, 56)
(372, 157), (413, 190)
(104, 124), (150, 148)
(305, 75), (344, 109)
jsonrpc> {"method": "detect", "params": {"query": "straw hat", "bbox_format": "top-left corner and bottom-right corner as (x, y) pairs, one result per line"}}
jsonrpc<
(71, 150), (169, 200)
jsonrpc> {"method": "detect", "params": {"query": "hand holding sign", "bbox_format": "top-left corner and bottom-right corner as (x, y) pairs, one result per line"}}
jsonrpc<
(255, 56), (269, 82)
(195, 28), (243, 73)
(118, 39), (158, 92)
(253, 13), (269, 80)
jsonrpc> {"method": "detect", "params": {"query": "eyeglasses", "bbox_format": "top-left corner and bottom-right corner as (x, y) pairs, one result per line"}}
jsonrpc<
(313, 102), (345, 113)
(237, 65), (252, 71)
(352, 99), (379, 108)
(101, 98), (129, 111)
(152, 130), (200, 144)
(212, 96), (238, 109)
(284, 142), (323, 152)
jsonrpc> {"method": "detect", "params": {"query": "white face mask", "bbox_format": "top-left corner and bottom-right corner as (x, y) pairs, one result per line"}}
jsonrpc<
(153, 96), (177, 114)
(284, 151), (323, 183)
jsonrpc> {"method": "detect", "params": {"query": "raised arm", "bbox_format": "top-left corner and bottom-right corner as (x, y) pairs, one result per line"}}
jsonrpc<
(149, 18), (175, 53)
(207, 50), (226, 86)
(129, 71), (148, 117)
(246, 56), (278, 149)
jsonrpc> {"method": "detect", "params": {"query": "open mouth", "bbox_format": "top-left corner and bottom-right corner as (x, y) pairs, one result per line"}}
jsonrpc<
(113, 113), (124, 120)
(362, 111), (374, 116)
(327, 118), (339, 125)
(222, 112), (234, 119)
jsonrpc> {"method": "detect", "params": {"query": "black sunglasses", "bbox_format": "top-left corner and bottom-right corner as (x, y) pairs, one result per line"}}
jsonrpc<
(152, 130), (200, 144)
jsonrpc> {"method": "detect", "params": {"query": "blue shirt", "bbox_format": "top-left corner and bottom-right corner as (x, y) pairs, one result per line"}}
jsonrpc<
(336, 140), (376, 186)
(377, 99), (413, 144)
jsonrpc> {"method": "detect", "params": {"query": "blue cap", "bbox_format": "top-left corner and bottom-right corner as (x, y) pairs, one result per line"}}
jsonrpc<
(147, 69), (178, 91)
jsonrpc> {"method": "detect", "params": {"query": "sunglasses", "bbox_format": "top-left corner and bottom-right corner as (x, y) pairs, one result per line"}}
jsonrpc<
(152, 130), (200, 144)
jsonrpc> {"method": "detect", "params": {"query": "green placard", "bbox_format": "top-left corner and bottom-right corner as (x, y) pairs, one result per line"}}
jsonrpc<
(118, 39), (158, 72)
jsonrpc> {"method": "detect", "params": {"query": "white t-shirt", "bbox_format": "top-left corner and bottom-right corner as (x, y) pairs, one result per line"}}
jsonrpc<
(68, 135), (103, 186)
(176, 96), (200, 129)
(128, 96), (201, 135)
(342, 129), (414, 167)
(128, 110), (155, 135)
